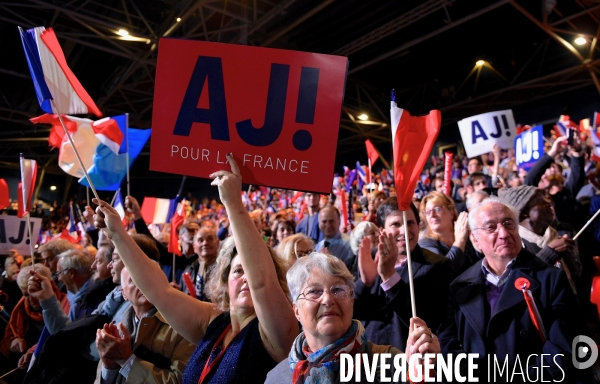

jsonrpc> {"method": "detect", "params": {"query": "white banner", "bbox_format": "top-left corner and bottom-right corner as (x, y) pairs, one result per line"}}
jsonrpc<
(0, 216), (42, 256)
(458, 109), (516, 158)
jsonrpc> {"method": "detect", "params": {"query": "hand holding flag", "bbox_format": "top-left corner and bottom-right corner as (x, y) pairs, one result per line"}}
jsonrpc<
(389, 90), (441, 319)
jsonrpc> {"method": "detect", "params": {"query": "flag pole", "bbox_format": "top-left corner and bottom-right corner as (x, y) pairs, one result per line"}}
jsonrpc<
(125, 113), (130, 197)
(402, 210), (417, 318)
(172, 253), (177, 282)
(574, 208), (600, 240)
(26, 214), (35, 264)
(176, 176), (187, 200)
(172, 176), (186, 284)
(86, 187), (90, 208)
(110, 189), (119, 206)
(51, 102), (100, 202)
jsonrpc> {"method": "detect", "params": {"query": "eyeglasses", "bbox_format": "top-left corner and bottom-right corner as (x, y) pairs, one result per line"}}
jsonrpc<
(52, 268), (72, 280)
(293, 243), (314, 259)
(473, 219), (517, 234)
(425, 206), (445, 216)
(296, 284), (353, 302)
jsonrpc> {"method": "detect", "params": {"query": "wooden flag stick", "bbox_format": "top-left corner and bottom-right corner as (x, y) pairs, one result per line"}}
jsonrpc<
(403, 210), (417, 318)
(110, 189), (119, 206)
(574, 207), (600, 240)
(176, 176), (187, 200)
(86, 187), (90, 207)
(52, 101), (100, 203)
(26, 214), (35, 264)
(172, 254), (177, 282)
(126, 113), (130, 197)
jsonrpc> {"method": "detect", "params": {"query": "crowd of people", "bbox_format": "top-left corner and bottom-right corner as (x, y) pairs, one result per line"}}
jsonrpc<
(0, 130), (598, 383)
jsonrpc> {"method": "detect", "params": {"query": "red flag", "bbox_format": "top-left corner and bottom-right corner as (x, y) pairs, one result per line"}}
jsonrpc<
(168, 200), (186, 256)
(18, 154), (37, 218)
(365, 140), (379, 166)
(390, 96), (441, 210)
(338, 191), (349, 227)
(57, 228), (78, 244)
(0, 179), (9, 210)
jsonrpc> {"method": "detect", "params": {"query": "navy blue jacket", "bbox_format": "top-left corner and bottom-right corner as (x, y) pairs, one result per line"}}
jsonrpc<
(438, 249), (592, 383)
(353, 245), (453, 351)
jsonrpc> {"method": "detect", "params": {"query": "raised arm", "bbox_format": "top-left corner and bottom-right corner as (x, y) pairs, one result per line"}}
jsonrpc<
(93, 199), (221, 344)
(210, 154), (298, 360)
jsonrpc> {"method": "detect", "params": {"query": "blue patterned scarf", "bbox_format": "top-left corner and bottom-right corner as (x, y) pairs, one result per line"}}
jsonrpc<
(289, 320), (366, 383)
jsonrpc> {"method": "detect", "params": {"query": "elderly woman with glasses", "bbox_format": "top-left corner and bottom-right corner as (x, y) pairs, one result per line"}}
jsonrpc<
(418, 191), (479, 275)
(265, 252), (440, 383)
(277, 233), (314, 268)
(93, 155), (299, 383)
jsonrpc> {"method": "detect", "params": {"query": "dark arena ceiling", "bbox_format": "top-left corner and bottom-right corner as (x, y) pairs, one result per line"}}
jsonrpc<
(1, 0), (600, 201)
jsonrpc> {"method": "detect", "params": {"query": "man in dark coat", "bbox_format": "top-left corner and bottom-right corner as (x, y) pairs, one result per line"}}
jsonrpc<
(353, 197), (453, 351)
(438, 196), (592, 383)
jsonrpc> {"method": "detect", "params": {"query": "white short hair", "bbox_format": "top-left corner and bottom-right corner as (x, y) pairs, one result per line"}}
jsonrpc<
(468, 196), (519, 233)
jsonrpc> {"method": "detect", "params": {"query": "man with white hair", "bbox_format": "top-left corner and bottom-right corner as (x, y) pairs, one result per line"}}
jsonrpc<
(437, 197), (590, 382)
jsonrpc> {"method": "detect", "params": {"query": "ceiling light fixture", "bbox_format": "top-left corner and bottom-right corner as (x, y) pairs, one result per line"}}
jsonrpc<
(476, 60), (485, 67)
(358, 114), (369, 121)
(117, 29), (129, 37)
(575, 37), (586, 45)
(176, 17), (182, 22)
(50, 186), (57, 191)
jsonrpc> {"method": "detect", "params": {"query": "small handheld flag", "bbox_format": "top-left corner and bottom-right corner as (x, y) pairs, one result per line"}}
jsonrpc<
(19, 26), (102, 117)
(390, 89), (441, 319)
(18, 154), (37, 218)
(19, 26), (103, 203)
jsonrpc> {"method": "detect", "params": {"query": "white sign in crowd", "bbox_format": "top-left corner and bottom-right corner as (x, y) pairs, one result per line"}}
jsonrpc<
(0, 216), (41, 256)
(457, 109), (517, 158)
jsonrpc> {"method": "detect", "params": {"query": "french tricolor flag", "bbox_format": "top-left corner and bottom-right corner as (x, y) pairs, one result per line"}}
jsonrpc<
(141, 197), (178, 224)
(19, 26), (102, 117)
(30, 114), (123, 180)
(390, 90), (441, 210)
(18, 154), (37, 218)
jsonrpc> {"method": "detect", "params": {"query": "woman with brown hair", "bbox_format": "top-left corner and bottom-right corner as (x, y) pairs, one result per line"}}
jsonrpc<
(93, 154), (299, 383)
(418, 191), (479, 275)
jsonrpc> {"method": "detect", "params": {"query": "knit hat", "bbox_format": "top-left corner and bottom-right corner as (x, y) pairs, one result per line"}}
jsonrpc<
(497, 185), (538, 213)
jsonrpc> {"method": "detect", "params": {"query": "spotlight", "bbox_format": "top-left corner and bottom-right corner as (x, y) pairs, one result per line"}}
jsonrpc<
(575, 37), (586, 45)
(476, 60), (485, 67)
(358, 114), (369, 121)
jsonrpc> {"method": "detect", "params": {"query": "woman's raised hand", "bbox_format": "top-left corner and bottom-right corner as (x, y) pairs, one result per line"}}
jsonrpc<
(453, 211), (469, 251)
(358, 237), (377, 287)
(93, 198), (125, 239)
(210, 153), (242, 208)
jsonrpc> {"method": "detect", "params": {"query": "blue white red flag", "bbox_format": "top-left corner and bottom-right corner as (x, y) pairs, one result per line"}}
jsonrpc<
(140, 197), (178, 224)
(19, 26), (102, 117)
(68, 203), (77, 233)
(113, 190), (127, 227)
(168, 200), (186, 256)
(356, 161), (367, 182)
(29, 326), (51, 370)
(345, 169), (356, 192)
(18, 155), (37, 218)
(79, 127), (150, 191)
(31, 114), (122, 177)
(31, 114), (148, 190)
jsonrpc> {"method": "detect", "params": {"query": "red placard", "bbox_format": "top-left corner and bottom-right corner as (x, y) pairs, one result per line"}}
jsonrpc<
(150, 39), (348, 194)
